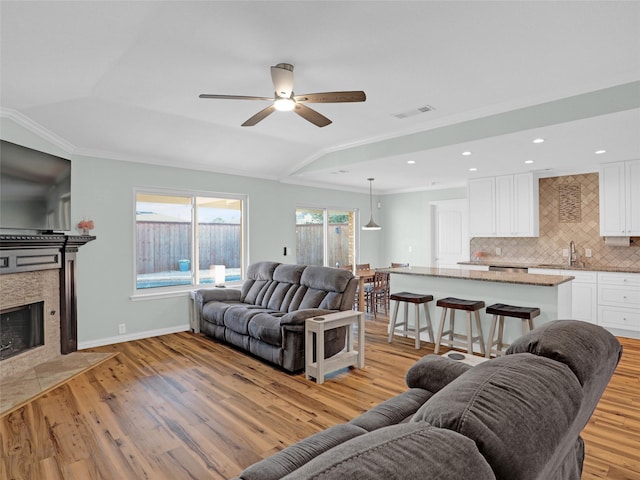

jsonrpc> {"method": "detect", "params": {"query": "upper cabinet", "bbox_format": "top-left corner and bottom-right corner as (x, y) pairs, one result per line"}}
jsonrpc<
(468, 177), (495, 236)
(599, 159), (640, 236)
(469, 173), (539, 237)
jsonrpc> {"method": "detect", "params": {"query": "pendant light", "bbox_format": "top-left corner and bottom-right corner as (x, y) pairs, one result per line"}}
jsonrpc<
(362, 177), (381, 230)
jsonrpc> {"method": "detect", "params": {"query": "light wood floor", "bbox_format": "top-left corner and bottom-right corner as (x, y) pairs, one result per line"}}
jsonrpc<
(1, 317), (639, 480)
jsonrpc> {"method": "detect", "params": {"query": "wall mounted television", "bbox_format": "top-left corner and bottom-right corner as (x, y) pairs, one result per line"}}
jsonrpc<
(0, 140), (71, 232)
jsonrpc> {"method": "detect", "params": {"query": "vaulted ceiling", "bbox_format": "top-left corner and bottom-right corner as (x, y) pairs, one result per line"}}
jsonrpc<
(1, 1), (639, 194)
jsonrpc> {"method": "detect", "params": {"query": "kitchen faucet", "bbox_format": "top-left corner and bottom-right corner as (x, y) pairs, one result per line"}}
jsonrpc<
(569, 241), (578, 267)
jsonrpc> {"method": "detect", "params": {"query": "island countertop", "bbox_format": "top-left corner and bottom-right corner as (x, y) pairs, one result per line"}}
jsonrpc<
(381, 266), (574, 287)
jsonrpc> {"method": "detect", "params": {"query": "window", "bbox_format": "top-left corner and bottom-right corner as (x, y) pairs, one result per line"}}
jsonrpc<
(135, 190), (245, 292)
(295, 207), (357, 268)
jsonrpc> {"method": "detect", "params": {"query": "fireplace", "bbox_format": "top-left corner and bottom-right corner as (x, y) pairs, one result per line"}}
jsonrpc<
(0, 301), (45, 360)
(0, 234), (94, 380)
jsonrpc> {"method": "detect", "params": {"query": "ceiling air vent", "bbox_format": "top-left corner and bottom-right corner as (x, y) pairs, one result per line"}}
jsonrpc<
(393, 105), (435, 119)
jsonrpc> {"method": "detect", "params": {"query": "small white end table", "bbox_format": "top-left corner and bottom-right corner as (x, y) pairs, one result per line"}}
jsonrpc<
(305, 311), (365, 384)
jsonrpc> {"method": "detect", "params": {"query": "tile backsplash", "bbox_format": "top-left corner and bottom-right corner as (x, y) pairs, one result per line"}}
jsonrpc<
(470, 173), (640, 269)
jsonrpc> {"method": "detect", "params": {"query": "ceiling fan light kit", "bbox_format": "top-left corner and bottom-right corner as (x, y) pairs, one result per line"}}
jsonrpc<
(362, 178), (381, 231)
(199, 63), (366, 127)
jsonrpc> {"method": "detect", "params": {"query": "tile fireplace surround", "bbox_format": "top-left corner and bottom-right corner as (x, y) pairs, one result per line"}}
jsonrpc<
(0, 234), (95, 382)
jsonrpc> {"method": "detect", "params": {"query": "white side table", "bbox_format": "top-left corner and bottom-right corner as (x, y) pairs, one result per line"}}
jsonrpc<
(305, 311), (365, 384)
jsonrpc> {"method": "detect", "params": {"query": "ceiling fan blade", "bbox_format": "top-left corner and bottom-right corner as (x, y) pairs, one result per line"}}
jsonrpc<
(199, 94), (273, 101)
(294, 91), (366, 103)
(293, 103), (332, 127)
(271, 63), (294, 98)
(241, 105), (276, 126)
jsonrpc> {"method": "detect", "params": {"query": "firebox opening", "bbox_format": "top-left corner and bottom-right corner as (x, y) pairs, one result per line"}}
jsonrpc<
(0, 301), (45, 361)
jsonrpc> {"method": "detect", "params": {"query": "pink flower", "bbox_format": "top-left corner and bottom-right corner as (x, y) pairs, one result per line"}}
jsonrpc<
(77, 219), (94, 231)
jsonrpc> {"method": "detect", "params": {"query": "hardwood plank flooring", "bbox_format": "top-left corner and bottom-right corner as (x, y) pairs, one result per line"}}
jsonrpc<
(1, 317), (638, 479)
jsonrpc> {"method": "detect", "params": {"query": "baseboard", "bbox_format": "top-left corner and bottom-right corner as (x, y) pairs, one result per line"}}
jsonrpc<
(78, 324), (190, 349)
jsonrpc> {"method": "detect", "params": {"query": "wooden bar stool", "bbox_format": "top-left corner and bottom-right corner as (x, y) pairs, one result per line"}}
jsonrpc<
(485, 303), (540, 358)
(434, 297), (486, 355)
(388, 292), (434, 349)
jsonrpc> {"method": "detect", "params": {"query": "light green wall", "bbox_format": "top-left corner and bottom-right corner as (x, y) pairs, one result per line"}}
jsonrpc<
(379, 188), (467, 267)
(1, 118), (464, 345)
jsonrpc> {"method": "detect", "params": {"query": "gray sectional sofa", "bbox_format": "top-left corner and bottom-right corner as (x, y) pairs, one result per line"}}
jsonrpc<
(195, 261), (358, 372)
(233, 320), (622, 480)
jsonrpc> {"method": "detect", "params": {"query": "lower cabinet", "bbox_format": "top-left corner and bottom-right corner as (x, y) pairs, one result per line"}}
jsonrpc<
(528, 268), (597, 324)
(598, 272), (640, 332)
(570, 271), (598, 325)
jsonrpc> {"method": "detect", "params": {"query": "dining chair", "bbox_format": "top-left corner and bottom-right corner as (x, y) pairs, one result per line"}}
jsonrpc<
(370, 271), (390, 318)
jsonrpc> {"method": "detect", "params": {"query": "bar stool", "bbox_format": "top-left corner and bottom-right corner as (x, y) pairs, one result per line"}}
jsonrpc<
(388, 292), (434, 349)
(485, 303), (540, 358)
(434, 297), (486, 355)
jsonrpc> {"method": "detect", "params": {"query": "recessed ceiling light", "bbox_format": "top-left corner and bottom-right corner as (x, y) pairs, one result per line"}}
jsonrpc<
(595, 149), (607, 154)
(525, 160), (534, 164)
(462, 151), (472, 156)
(407, 160), (416, 164)
(469, 167), (477, 172)
(533, 138), (545, 144)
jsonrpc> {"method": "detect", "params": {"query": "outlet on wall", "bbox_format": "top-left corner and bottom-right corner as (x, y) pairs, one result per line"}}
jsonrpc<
(562, 248), (569, 257)
(585, 248), (592, 258)
(118, 323), (126, 334)
(495, 247), (501, 255)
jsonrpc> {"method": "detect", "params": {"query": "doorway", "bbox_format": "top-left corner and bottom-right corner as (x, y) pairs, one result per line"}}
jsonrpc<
(430, 199), (469, 268)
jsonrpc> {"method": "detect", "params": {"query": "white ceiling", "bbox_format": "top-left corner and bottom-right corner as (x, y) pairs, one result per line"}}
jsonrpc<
(1, 1), (639, 195)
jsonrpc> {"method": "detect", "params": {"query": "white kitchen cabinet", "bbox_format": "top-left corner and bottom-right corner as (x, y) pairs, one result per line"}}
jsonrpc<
(597, 272), (640, 332)
(496, 173), (539, 237)
(528, 268), (597, 324)
(569, 270), (598, 324)
(468, 177), (495, 236)
(599, 159), (640, 236)
(469, 173), (538, 237)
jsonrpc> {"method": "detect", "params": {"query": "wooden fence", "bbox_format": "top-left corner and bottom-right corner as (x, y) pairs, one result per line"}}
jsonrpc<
(295, 223), (351, 266)
(136, 222), (241, 274)
(137, 222), (351, 274)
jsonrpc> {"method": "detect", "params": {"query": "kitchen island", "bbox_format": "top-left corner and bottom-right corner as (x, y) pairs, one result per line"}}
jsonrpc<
(384, 266), (574, 352)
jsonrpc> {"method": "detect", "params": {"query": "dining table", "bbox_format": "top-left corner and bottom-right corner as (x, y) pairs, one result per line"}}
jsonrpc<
(355, 269), (376, 312)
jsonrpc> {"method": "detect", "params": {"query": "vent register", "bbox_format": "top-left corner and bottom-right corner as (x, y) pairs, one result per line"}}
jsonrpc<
(393, 105), (435, 119)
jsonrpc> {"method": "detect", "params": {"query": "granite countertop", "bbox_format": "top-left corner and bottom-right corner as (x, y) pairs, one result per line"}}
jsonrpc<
(383, 266), (574, 287)
(458, 260), (640, 274)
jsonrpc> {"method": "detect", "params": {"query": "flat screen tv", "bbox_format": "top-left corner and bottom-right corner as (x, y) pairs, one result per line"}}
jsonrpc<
(0, 140), (71, 232)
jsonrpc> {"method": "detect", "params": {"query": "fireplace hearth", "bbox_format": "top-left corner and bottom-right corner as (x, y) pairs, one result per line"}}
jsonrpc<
(0, 301), (44, 360)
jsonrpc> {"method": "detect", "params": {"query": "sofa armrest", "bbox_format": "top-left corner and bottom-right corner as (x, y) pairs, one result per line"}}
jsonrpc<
(280, 308), (337, 327)
(195, 287), (242, 305)
(405, 355), (472, 393)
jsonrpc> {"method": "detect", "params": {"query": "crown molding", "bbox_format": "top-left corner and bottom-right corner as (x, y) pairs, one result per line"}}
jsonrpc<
(0, 108), (75, 153)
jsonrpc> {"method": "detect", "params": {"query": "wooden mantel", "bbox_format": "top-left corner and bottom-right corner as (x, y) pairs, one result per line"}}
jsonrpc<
(0, 234), (95, 354)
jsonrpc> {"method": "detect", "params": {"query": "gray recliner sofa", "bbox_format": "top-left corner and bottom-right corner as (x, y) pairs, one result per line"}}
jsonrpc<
(233, 320), (622, 480)
(195, 261), (358, 372)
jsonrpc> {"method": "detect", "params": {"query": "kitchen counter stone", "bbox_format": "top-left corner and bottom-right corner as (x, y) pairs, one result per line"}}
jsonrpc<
(382, 266), (574, 287)
(458, 261), (640, 274)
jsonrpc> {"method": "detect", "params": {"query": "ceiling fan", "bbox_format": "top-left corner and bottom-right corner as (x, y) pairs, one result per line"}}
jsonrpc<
(199, 63), (366, 127)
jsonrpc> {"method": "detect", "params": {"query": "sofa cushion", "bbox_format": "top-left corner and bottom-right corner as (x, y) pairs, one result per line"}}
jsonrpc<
(412, 353), (583, 480)
(280, 422), (495, 480)
(223, 305), (275, 335)
(405, 354), (473, 393)
(248, 313), (285, 346)
(236, 423), (367, 480)
(350, 388), (433, 431)
(201, 301), (236, 326)
(301, 265), (353, 293)
(506, 319), (622, 390)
